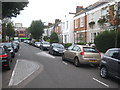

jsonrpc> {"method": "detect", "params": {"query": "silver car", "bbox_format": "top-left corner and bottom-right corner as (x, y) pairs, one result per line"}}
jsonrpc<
(62, 45), (101, 67)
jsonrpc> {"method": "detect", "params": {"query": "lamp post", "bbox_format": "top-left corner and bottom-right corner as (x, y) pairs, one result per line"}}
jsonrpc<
(114, 1), (119, 48)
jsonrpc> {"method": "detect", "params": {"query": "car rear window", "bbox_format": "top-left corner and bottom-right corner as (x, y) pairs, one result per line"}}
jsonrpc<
(0, 48), (2, 55)
(83, 47), (98, 53)
(0, 47), (5, 55)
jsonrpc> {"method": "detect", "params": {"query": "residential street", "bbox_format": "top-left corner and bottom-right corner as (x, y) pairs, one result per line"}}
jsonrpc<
(2, 42), (120, 88)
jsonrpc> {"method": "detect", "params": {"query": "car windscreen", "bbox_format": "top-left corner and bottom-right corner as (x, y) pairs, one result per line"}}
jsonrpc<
(36, 42), (41, 44)
(83, 47), (98, 53)
(13, 43), (17, 46)
(43, 42), (50, 45)
(54, 44), (64, 49)
(2, 43), (12, 47)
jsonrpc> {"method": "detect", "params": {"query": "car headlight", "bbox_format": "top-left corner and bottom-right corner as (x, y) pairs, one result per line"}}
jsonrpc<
(53, 48), (58, 51)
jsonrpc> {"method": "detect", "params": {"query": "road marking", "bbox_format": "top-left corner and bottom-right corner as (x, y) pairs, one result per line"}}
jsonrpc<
(36, 52), (55, 59)
(62, 61), (68, 65)
(93, 78), (109, 87)
(8, 59), (41, 86)
(9, 60), (19, 86)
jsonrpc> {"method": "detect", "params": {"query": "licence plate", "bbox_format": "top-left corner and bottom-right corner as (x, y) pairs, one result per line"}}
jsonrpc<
(89, 60), (97, 62)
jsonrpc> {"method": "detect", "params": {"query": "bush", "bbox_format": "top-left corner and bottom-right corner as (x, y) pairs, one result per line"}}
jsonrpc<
(94, 30), (120, 53)
(50, 32), (59, 43)
(64, 43), (72, 48)
(77, 42), (86, 45)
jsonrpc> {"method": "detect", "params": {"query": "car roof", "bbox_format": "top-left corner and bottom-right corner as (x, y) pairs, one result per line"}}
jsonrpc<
(76, 45), (93, 48)
(108, 48), (120, 51)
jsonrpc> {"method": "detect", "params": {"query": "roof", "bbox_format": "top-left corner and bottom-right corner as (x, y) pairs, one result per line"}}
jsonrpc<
(75, 1), (108, 17)
(108, 48), (120, 51)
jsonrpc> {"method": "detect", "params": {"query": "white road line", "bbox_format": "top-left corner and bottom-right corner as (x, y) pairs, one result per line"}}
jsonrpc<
(9, 60), (19, 86)
(62, 61), (68, 65)
(8, 59), (41, 86)
(93, 78), (109, 87)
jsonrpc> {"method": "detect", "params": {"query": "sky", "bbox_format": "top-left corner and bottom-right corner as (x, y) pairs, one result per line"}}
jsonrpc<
(12, 0), (99, 27)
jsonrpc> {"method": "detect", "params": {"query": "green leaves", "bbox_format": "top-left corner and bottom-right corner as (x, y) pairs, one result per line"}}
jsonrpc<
(89, 21), (95, 29)
(2, 2), (28, 19)
(28, 20), (44, 40)
(94, 30), (120, 53)
(50, 32), (59, 43)
(2, 22), (15, 41)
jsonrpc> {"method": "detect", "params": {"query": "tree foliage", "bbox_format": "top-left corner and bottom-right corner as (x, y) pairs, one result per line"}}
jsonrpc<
(6, 23), (15, 38)
(43, 36), (50, 41)
(94, 30), (120, 53)
(50, 32), (59, 43)
(2, 23), (7, 41)
(2, 22), (15, 41)
(28, 20), (44, 40)
(2, 2), (28, 19)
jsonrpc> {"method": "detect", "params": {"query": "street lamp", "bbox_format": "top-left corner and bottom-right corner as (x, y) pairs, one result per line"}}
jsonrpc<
(114, 1), (119, 48)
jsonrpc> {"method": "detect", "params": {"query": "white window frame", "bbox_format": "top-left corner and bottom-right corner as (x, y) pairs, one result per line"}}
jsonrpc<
(80, 17), (84, 27)
(75, 19), (78, 29)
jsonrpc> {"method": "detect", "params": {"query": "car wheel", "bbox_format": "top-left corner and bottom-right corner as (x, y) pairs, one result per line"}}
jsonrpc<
(42, 47), (44, 51)
(100, 66), (108, 78)
(62, 54), (66, 61)
(51, 51), (54, 55)
(74, 57), (80, 67)
(49, 51), (50, 54)
(6, 61), (11, 70)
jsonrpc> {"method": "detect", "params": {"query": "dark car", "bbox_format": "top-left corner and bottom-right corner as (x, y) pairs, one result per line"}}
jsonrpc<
(12, 42), (19, 52)
(13, 41), (20, 50)
(49, 43), (65, 55)
(34, 42), (41, 48)
(0, 46), (12, 70)
(40, 41), (50, 50)
(100, 48), (120, 79)
(1, 42), (15, 58)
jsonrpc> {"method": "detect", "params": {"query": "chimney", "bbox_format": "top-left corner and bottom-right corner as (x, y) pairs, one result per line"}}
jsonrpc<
(76, 6), (83, 13)
(55, 19), (61, 24)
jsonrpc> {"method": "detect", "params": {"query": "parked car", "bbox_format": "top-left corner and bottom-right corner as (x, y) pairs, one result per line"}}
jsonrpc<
(40, 41), (50, 50)
(0, 46), (12, 70)
(1, 42), (15, 58)
(13, 41), (20, 49)
(12, 42), (19, 52)
(34, 42), (41, 48)
(24, 40), (30, 44)
(62, 45), (101, 67)
(49, 43), (65, 55)
(100, 48), (120, 79)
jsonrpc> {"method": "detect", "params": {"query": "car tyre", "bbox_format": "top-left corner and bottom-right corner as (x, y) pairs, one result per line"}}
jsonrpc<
(6, 61), (11, 70)
(100, 66), (108, 78)
(74, 57), (80, 67)
(62, 54), (66, 61)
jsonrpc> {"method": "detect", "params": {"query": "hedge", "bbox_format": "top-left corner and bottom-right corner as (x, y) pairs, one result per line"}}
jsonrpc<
(94, 30), (120, 53)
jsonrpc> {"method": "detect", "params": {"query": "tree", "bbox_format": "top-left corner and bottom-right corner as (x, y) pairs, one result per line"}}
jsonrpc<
(2, 2), (28, 19)
(43, 36), (50, 41)
(94, 30), (120, 53)
(2, 23), (7, 42)
(29, 20), (44, 40)
(6, 22), (15, 41)
(50, 32), (59, 43)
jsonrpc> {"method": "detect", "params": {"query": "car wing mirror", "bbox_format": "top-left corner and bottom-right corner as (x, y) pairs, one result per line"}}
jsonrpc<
(65, 48), (68, 50)
(8, 49), (11, 51)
